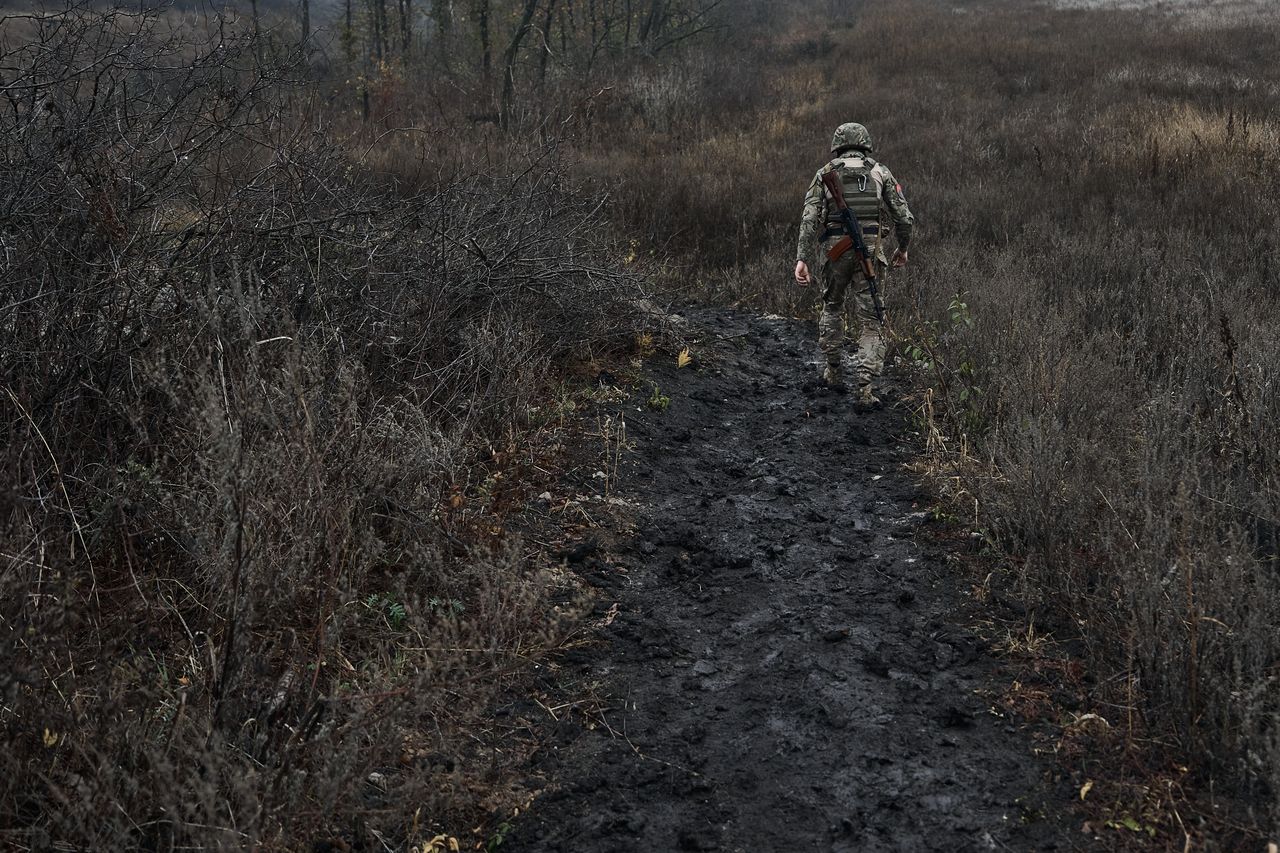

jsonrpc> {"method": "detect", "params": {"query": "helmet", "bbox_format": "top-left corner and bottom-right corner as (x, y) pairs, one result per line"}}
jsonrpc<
(830, 122), (874, 154)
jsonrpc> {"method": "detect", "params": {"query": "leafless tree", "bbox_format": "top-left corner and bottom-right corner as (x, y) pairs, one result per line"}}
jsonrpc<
(500, 0), (540, 128)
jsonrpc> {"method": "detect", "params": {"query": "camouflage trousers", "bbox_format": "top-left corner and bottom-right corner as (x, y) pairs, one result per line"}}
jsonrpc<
(817, 246), (887, 388)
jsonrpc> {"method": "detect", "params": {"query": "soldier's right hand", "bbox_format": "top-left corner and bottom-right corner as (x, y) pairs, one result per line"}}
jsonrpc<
(794, 260), (811, 287)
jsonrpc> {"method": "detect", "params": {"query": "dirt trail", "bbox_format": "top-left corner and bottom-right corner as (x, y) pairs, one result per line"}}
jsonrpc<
(513, 309), (1073, 852)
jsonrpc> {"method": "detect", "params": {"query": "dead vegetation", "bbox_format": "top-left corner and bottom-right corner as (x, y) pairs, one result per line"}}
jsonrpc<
(5, 0), (1280, 847)
(0, 4), (652, 848)
(563, 0), (1280, 845)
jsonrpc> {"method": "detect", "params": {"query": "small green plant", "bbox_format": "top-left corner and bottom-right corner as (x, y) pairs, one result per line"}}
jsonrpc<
(899, 292), (986, 436)
(428, 597), (465, 617)
(928, 505), (958, 525)
(363, 593), (408, 630)
(524, 383), (580, 428)
(486, 821), (514, 851)
(947, 294), (975, 330)
(945, 296), (986, 435)
(646, 383), (671, 411)
(902, 339), (935, 372)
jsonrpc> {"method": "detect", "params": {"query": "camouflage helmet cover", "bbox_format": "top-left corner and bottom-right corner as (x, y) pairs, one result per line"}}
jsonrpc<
(830, 122), (874, 154)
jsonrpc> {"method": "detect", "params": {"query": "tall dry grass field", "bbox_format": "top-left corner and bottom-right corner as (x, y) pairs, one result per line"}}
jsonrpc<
(574, 0), (1280, 838)
(5, 0), (1280, 846)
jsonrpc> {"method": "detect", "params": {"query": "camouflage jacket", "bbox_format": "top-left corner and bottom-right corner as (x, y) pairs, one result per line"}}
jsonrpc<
(796, 153), (914, 266)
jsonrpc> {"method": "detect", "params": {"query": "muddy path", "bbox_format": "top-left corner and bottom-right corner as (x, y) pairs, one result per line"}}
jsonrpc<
(512, 309), (1074, 852)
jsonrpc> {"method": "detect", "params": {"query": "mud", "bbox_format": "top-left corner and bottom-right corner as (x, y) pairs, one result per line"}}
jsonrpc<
(512, 310), (1074, 852)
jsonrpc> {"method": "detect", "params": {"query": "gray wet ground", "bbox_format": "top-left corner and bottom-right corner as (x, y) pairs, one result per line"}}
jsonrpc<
(511, 309), (1075, 852)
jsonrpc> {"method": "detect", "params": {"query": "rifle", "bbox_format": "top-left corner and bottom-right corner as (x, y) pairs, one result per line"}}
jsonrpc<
(820, 169), (885, 326)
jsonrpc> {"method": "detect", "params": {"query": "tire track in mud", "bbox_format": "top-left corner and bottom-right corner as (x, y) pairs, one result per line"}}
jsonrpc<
(513, 309), (1072, 852)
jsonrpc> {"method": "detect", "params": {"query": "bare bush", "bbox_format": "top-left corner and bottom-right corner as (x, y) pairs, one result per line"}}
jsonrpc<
(1, 4), (643, 847)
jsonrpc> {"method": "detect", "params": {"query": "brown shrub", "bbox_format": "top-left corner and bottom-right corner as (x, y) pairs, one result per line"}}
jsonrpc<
(0, 6), (645, 848)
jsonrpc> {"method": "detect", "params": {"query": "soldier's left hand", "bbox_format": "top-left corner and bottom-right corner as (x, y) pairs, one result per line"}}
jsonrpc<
(891, 249), (909, 268)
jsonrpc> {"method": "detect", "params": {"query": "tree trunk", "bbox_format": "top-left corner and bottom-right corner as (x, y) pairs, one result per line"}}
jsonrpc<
(477, 0), (492, 88)
(432, 0), (452, 69)
(538, 0), (558, 84)
(343, 0), (355, 63)
(638, 0), (663, 48)
(559, 0), (568, 55)
(499, 0), (540, 130)
(373, 0), (386, 61)
(588, 0), (596, 54)
(251, 0), (261, 63)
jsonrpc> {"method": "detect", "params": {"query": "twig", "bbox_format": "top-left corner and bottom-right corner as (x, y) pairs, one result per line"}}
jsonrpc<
(4, 387), (98, 610)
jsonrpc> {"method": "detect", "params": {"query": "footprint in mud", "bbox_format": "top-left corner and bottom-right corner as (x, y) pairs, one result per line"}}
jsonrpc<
(512, 309), (1072, 853)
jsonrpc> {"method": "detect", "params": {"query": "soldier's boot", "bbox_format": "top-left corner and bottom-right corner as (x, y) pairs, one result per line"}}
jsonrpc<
(823, 363), (846, 389)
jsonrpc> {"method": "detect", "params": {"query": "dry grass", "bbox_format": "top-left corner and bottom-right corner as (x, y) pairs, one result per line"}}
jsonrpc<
(0, 6), (651, 848)
(555, 0), (1280, 843)
(7, 0), (1280, 846)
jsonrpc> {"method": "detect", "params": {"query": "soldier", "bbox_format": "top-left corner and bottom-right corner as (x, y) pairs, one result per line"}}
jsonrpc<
(794, 122), (914, 403)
